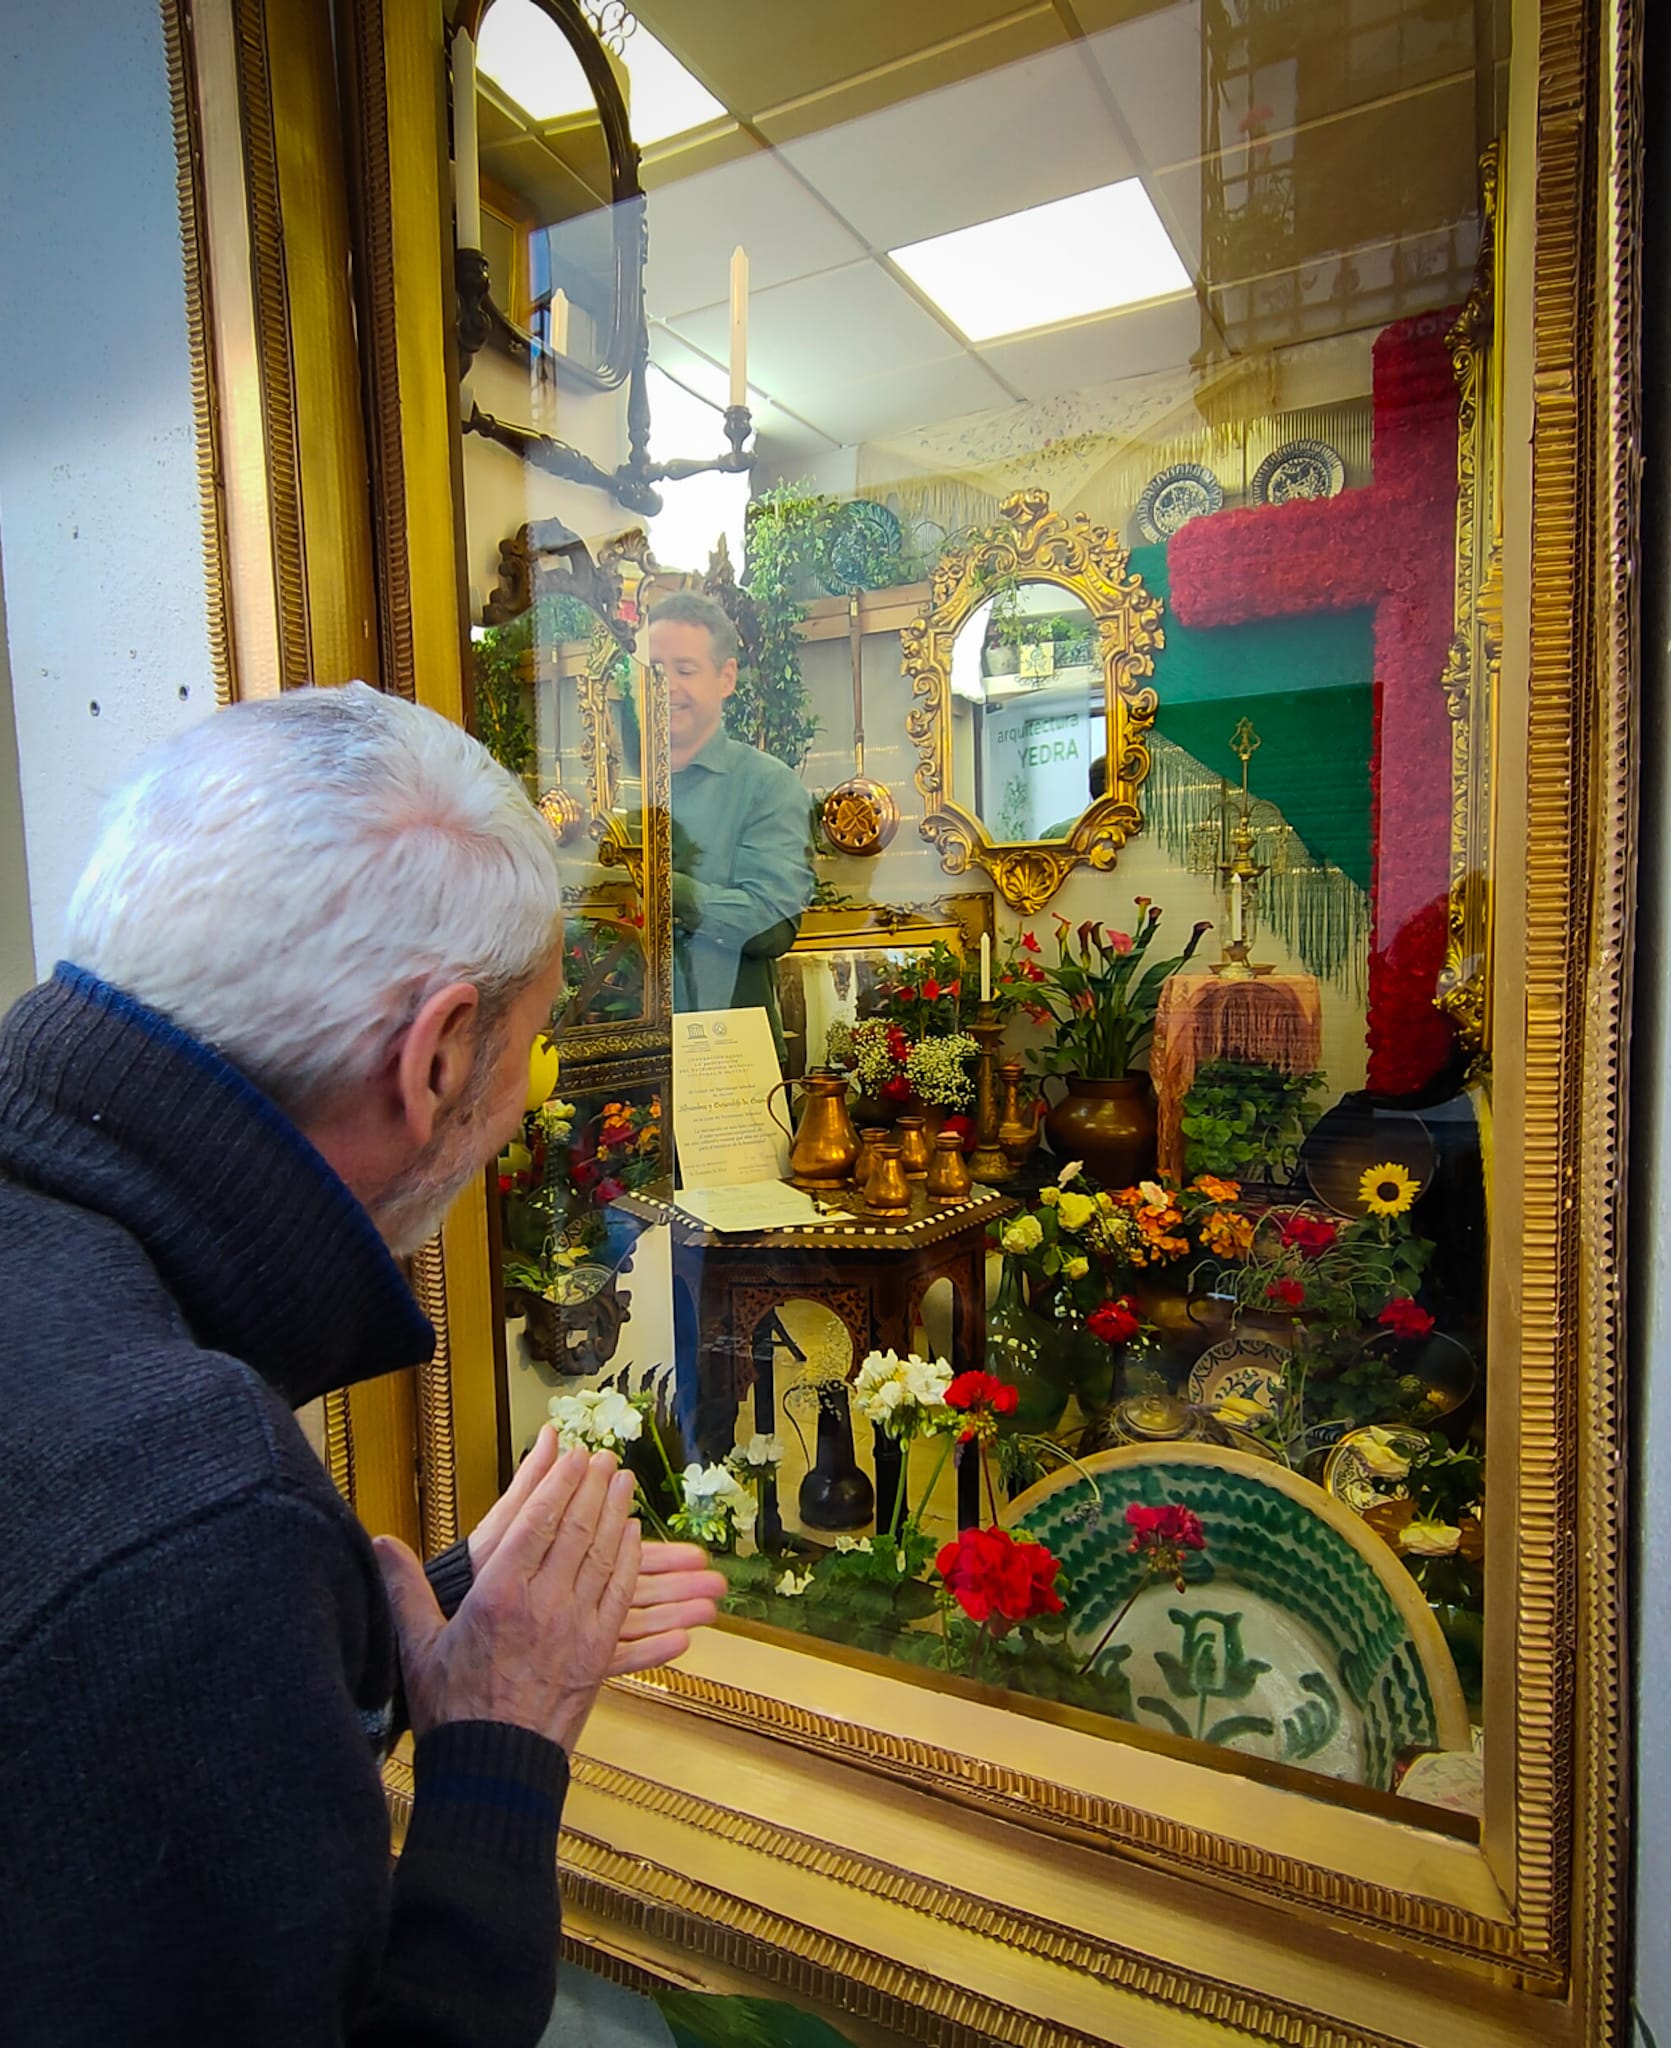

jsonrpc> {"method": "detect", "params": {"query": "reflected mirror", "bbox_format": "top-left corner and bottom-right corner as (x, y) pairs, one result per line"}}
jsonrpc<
(950, 584), (1102, 846)
(465, 0), (645, 387)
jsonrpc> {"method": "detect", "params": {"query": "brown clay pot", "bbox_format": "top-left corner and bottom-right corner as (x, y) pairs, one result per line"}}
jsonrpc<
(1042, 1075), (1158, 1189)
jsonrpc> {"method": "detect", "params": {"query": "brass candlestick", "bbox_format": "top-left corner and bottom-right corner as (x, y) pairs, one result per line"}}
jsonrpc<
(1186, 718), (1287, 982)
(969, 1004), (1011, 1184)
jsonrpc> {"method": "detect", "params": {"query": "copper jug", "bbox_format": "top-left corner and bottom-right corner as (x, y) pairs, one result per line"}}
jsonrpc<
(865, 1139), (912, 1216)
(895, 1112), (931, 1180)
(854, 1126), (885, 1198)
(925, 1127), (973, 1203)
(767, 1069), (861, 1189)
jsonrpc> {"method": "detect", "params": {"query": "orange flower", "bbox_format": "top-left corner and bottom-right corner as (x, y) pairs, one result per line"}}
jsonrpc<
(1192, 1174), (1241, 1204)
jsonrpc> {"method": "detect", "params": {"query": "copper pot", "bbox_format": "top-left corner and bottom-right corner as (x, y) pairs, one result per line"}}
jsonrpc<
(866, 1140), (912, 1215)
(925, 1127), (973, 1202)
(768, 1068), (861, 1188)
(1043, 1074), (1158, 1188)
(895, 1113), (932, 1180)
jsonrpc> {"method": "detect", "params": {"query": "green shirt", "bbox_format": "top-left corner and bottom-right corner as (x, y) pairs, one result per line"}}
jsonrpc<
(670, 730), (813, 1057)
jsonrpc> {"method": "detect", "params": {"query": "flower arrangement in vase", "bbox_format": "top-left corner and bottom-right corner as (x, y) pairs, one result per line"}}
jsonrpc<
(1012, 899), (1212, 1186)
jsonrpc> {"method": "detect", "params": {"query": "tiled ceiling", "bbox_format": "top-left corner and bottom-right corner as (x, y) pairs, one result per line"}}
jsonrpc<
(606, 0), (1508, 460)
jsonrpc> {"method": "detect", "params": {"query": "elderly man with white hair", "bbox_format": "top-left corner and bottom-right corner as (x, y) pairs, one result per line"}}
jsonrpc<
(0, 683), (723, 2047)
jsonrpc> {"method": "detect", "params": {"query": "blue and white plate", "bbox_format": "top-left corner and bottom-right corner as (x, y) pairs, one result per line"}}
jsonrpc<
(1136, 462), (1224, 543)
(1252, 439), (1347, 507)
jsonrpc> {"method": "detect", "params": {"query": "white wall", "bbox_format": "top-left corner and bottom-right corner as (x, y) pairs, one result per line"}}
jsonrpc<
(0, 0), (214, 978)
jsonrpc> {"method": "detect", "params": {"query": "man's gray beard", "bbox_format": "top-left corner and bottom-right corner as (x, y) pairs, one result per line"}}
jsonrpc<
(368, 1037), (501, 1257)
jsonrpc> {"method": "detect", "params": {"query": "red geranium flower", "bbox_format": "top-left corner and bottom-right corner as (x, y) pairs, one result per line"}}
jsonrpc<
(936, 1526), (1063, 1634)
(944, 1370), (1019, 1443)
(1125, 1500), (1207, 1590)
(1087, 1297), (1141, 1344)
(1379, 1295), (1435, 1341)
(1279, 1215), (1338, 1257)
(1266, 1277), (1306, 1309)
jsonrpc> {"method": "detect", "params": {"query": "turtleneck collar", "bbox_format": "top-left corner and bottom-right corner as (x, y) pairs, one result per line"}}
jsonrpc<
(0, 966), (435, 1406)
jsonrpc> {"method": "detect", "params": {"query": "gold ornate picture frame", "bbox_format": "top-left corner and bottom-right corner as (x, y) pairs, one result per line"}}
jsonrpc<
(167, 0), (1641, 2036)
(900, 488), (1162, 914)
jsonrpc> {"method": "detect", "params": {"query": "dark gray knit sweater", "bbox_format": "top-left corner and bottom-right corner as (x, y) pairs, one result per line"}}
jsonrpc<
(0, 965), (568, 2046)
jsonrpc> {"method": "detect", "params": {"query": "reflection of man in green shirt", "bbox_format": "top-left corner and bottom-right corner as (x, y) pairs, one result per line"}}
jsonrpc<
(648, 594), (813, 1064)
(1042, 751), (1108, 840)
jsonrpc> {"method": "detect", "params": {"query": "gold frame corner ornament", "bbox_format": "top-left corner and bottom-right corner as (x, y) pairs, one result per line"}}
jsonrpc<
(900, 489), (1161, 913)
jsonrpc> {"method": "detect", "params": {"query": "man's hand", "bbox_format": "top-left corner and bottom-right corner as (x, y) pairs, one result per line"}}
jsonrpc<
(375, 1446), (638, 1751)
(471, 1424), (724, 1675)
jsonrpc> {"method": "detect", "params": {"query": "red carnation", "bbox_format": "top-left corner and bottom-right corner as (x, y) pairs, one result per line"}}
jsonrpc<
(1088, 1297), (1141, 1344)
(936, 1525), (1063, 1635)
(1279, 1215), (1338, 1257)
(1266, 1277), (1306, 1309)
(1379, 1295), (1435, 1341)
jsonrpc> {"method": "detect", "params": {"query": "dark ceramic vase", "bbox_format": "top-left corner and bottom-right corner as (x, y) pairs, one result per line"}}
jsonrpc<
(798, 1383), (875, 1530)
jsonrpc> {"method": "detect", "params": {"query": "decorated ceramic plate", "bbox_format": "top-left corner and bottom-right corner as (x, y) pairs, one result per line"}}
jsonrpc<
(1136, 462), (1224, 543)
(1007, 1443), (1469, 1789)
(1186, 1328), (1294, 1411)
(1251, 439), (1347, 506)
(819, 499), (903, 593)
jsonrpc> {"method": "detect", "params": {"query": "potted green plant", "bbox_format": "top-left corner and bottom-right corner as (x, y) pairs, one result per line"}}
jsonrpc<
(1015, 899), (1211, 1185)
(1179, 1057), (1327, 1185)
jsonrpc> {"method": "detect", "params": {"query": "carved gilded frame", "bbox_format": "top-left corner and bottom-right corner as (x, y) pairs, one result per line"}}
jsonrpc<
(901, 488), (1162, 914)
(169, 0), (1640, 2037)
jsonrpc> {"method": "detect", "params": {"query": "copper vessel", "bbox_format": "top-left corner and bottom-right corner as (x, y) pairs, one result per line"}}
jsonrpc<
(865, 1140), (912, 1216)
(997, 1059), (1041, 1167)
(925, 1127), (973, 1203)
(767, 1069), (861, 1189)
(854, 1126), (885, 1198)
(895, 1112), (932, 1180)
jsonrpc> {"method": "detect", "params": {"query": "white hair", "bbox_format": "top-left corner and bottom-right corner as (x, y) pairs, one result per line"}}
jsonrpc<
(64, 683), (563, 1118)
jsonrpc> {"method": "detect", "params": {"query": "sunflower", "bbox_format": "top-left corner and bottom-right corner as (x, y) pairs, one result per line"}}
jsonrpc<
(1358, 1161), (1419, 1216)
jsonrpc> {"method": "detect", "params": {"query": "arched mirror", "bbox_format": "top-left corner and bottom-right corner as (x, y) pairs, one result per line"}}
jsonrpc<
(472, 521), (670, 1058)
(902, 489), (1163, 914)
(455, 0), (646, 388)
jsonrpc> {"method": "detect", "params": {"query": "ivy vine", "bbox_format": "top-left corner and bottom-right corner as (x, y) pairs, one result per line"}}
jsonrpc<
(733, 481), (827, 769)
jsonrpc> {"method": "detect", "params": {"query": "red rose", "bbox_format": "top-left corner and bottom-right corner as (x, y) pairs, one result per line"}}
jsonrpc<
(1266, 1278), (1306, 1309)
(936, 1526), (1063, 1634)
(941, 1113), (975, 1152)
(1279, 1215), (1338, 1257)
(885, 1024), (911, 1062)
(1088, 1298), (1141, 1344)
(1379, 1296), (1435, 1340)
(880, 1075), (915, 1105)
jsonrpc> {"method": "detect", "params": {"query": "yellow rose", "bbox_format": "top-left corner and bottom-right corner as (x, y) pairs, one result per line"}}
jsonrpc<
(1357, 1429), (1413, 1481)
(1001, 1214), (1044, 1255)
(526, 1036), (561, 1112)
(1063, 1256), (1089, 1280)
(1057, 1191), (1096, 1232)
(1398, 1518), (1462, 1558)
(1215, 1394), (1267, 1426)
(1038, 1186), (1060, 1207)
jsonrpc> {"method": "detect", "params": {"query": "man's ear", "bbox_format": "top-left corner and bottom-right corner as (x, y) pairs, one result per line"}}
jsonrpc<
(719, 656), (738, 700)
(395, 981), (480, 1146)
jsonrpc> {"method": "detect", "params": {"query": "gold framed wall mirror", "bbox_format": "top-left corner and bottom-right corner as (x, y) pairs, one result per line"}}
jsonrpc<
(176, 0), (1639, 2039)
(902, 490), (1162, 914)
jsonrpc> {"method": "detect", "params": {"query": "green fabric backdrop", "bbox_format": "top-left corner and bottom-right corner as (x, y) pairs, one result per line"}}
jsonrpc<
(1130, 543), (1374, 890)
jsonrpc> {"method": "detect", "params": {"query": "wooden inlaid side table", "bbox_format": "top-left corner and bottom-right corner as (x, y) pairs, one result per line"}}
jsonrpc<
(622, 1183), (1015, 1536)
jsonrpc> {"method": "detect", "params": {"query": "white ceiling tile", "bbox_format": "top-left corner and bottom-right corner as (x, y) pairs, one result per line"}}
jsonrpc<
(1083, 4), (1206, 179)
(644, 150), (866, 319)
(975, 296), (1202, 403)
(774, 42), (1137, 251)
(797, 355), (1012, 448)
(667, 260), (970, 396)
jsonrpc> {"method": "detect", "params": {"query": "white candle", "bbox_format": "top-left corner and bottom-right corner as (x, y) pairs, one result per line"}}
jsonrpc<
(1230, 872), (1244, 945)
(980, 933), (992, 1004)
(728, 245), (749, 409)
(453, 30), (482, 251)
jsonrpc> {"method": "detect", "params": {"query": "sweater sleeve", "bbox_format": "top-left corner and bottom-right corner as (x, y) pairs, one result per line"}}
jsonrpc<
(0, 1487), (563, 2048)
(426, 1537), (475, 1618)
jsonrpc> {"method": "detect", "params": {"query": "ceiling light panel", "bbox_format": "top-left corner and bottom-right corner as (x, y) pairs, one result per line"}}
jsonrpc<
(477, 0), (724, 143)
(889, 179), (1191, 344)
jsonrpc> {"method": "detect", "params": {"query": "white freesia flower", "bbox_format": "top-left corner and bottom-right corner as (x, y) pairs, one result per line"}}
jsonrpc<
(735, 1433), (784, 1468)
(673, 1460), (756, 1546)
(547, 1387), (644, 1452)
(1398, 1518), (1462, 1557)
(775, 1567), (814, 1597)
(1057, 1160), (1084, 1186)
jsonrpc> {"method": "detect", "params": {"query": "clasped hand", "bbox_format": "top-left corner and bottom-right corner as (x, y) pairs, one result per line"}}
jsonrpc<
(375, 1426), (725, 1752)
